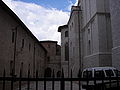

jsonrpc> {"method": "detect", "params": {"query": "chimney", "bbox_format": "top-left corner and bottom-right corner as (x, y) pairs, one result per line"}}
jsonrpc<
(71, 6), (81, 11)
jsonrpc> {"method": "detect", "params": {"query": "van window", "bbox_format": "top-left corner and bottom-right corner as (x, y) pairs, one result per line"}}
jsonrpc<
(105, 70), (114, 77)
(95, 70), (105, 78)
(114, 70), (120, 76)
(83, 71), (92, 78)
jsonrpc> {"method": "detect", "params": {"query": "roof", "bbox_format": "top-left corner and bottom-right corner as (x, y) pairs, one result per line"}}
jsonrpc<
(83, 67), (116, 71)
(0, 0), (47, 53)
(58, 25), (68, 32)
(40, 40), (58, 43)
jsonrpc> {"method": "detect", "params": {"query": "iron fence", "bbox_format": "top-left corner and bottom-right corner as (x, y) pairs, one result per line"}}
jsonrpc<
(0, 69), (120, 90)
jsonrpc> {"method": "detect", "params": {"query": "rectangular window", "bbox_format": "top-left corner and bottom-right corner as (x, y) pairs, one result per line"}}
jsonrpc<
(22, 39), (24, 48)
(12, 32), (15, 43)
(29, 43), (31, 51)
(114, 70), (120, 76)
(88, 40), (91, 55)
(95, 70), (105, 78)
(65, 43), (69, 61)
(105, 70), (114, 77)
(65, 31), (68, 37)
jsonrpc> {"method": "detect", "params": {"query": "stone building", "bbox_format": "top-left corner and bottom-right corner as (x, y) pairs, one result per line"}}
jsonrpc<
(0, 1), (47, 77)
(59, 6), (82, 78)
(40, 41), (61, 77)
(110, 0), (120, 70)
(67, 6), (82, 78)
(59, 0), (113, 77)
(58, 25), (69, 78)
(79, 0), (112, 69)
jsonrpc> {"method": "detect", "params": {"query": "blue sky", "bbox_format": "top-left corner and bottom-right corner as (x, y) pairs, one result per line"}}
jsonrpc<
(14, 0), (76, 11)
(4, 0), (78, 44)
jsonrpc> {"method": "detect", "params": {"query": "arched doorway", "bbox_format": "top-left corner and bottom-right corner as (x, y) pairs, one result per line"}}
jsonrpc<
(44, 67), (52, 77)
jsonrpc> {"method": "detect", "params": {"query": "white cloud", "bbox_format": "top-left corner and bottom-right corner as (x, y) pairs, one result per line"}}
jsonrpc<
(3, 0), (70, 44)
(66, 0), (79, 11)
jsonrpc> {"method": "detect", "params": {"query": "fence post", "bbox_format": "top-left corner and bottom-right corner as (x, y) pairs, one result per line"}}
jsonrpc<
(109, 69), (111, 88)
(102, 71), (104, 90)
(94, 70), (96, 90)
(3, 69), (5, 90)
(27, 64), (30, 90)
(52, 69), (55, 90)
(44, 70), (46, 90)
(11, 68), (14, 90)
(61, 69), (64, 90)
(36, 70), (38, 90)
(19, 62), (23, 90)
(78, 69), (81, 90)
(86, 70), (89, 90)
(19, 66), (22, 90)
(116, 70), (120, 89)
(70, 69), (72, 90)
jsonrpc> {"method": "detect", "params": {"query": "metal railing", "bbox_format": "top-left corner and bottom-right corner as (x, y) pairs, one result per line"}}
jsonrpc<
(1, 69), (120, 90)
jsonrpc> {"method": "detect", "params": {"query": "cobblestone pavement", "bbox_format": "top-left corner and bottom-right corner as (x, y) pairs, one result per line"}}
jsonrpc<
(15, 81), (80, 90)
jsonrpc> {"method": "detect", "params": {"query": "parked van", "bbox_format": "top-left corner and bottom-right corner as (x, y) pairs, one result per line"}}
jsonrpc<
(81, 67), (120, 90)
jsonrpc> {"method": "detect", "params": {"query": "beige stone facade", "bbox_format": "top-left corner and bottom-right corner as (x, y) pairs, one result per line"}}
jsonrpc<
(59, 0), (113, 78)
(0, 1), (47, 77)
(68, 6), (82, 78)
(59, 6), (82, 78)
(110, 0), (120, 70)
(58, 25), (69, 78)
(79, 0), (112, 69)
(40, 41), (61, 77)
(2, 0), (120, 80)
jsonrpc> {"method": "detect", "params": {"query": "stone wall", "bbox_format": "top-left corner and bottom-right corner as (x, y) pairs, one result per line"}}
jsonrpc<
(40, 41), (61, 77)
(110, 0), (120, 70)
(80, 0), (112, 69)
(68, 6), (81, 78)
(0, 1), (47, 77)
(58, 25), (69, 78)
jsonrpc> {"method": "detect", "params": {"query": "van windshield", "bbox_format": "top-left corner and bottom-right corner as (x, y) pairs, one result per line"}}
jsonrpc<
(105, 70), (114, 77)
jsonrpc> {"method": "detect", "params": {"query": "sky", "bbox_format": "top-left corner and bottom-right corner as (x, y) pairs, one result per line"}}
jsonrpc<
(3, 0), (78, 44)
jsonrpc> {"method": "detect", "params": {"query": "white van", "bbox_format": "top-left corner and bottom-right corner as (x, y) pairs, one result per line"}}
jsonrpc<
(81, 67), (120, 90)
